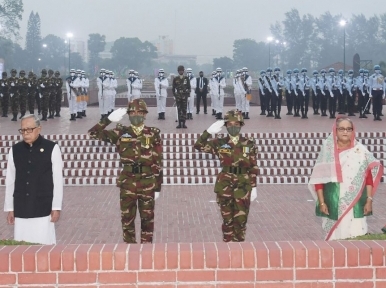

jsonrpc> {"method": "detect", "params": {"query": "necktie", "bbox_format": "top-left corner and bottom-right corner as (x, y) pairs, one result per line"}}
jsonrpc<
(200, 77), (203, 89)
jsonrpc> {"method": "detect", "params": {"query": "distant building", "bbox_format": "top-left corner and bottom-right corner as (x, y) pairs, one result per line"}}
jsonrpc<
(70, 39), (88, 62)
(152, 35), (174, 56)
(99, 41), (114, 59)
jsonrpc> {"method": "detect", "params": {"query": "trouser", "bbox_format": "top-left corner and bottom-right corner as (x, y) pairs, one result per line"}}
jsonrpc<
(241, 94), (250, 113)
(35, 91), (41, 113)
(234, 92), (243, 111)
(328, 90), (338, 117)
(320, 91), (328, 115)
(10, 93), (20, 114)
(196, 92), (207, 113)
(109, 93), (115, 112)
(259, 89), (266, 112)
(286, 90), (293, 113)
(19, 91), (28, 115)
(365, 92), (371, 113)
(40, 92), (50, 114)
(271, 92), (282, 116)
(300, 89), (310, 116)
(337, 90), (345, 113)
(214, 94), (224, 115)
(265, 90), (272, 114)
(56, 91), (62, 114)
(372, 90), (383, 118)
(156, 95), (166, 113)
(1, 93), (9, 115)
(27, 92), (35, 113)
(293, 90), (301, 115)
(176, 93), (188, 121)
(120, 188), (155, 244)
(358, 90), (366, 114)
(313, 89), (320, 113)
(187, 92), (195, 114)
(217, 193), (251, 242)
(68, 92), (77, 114)
(49, 91), (56, 114)
(98, 93), (110, 115)
(346, 90), (355, 115)
(210, 93), (216, 112)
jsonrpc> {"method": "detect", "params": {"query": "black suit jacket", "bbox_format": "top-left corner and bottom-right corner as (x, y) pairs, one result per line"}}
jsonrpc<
(195, 77), (208, 94)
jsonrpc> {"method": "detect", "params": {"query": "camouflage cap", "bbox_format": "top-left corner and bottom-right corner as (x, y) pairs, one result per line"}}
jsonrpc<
(41, 69), (47, 74)
(223, 109), (244, 126)
(54, 71), (60, 76)
(28, 71), (34, 76)
(48, 69), (54, 75)
(19, 70), (26, 75)
(127, 99), (148, 114)
(2, 71), (7, 76)
(11, 69), (17, 74)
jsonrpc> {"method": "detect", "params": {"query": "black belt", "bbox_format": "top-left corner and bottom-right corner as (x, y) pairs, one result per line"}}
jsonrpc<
(222, 167), (248, 174)
(123, 164), (151, 174)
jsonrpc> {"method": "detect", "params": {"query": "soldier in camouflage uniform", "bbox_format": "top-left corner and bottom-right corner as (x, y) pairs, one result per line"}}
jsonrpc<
(88, 99), (163, 243)
(0, 71), (9, 117)
(38, 69), (50, 121)
(172, 65), (191, 128)
(47, 69), (56, 119)
(54, 71), (63, 117)
(194, 109), (258, 242)
(27, 71), (37, 114)
(8, 69), (19, 121)
(18, 70), (29, 119)
(34, 73), (41, 115)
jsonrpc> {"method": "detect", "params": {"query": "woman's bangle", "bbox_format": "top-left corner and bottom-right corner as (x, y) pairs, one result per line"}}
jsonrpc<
(367, 196), (373, 202)
(319, 202), (325, 206)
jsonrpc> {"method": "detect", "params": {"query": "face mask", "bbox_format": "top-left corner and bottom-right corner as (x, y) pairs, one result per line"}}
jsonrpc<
(71, 73), (75, 77)
(375, 70), (381, 74)
(129, 115), (145, 126)
(227, 126), (241, 137)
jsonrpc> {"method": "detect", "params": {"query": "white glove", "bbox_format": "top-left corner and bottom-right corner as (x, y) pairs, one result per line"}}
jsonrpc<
(28, 83), (31, 87)
(11, 82), (15, 87)
(0, 93), (3, 97)
(10, 93), (13, 98)
(107, 107), (127, 122)
(207, 120), (224, 134)
(40, 83), (45, 88)
(369, 94), (373, 98)
(155, 192), (160, 200)
(39, 93), (42, 98)
(251, 188), (257, 202)
(330, 94), (334, 98)
(383, 94), (385, 99)
(1, 82), (4, 87)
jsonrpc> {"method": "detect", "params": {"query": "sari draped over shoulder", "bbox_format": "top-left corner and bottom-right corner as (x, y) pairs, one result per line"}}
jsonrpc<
(308, 118), (383, 240)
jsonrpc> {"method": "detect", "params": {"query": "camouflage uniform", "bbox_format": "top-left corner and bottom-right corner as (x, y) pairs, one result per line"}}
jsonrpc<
(88, 99), (163, 243)
(47, 69), (56, 118)
(37, 69), (50, 121)
(8, 69), (19, 121)
(18, 70), (29, 119)
(0, 72), (9, 117)
(172, 66), (191, 128)
(34, 73), (41, 115)
(27, 72), (37, 114)
(194, 110), (258, 242)
(54, 71), (63, 117)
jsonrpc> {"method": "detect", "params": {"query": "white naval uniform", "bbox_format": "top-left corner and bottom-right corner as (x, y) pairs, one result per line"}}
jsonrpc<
(154, 76), (169, 113)
(97, 76), (110, 115)
(241, 74), (252, 113)
(187, 76), (196, 114)
(66, 76), (80, 114)
(4, 145), (63, 245)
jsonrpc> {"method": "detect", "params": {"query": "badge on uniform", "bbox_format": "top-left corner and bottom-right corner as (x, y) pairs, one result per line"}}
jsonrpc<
(121, 133), (133, 142)
(219, 144), (231, 154)
(143, 137), (150, 149)
(243, 146), (250, 157)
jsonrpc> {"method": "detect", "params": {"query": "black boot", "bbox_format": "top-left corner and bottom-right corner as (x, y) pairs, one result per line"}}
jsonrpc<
(48, 112), (54, 119)
(11, 113), (17, 121)
(29, 110), (34, 115)
(158, 113), (162, 120)
(2, 112), (8, 117)
(260, 110), (266, 115)
(55, 111), (61, 117)
(176, 120), (182, 128)
(161, 112), (165, 120)
(242, 112), (245, 118)
(82, 110), (86, 117)
(70, 113), (76, 121)
(76, 112), (83, 119)
(190, 113), (193, 120)
(18, 113), (25, 119)
(244, 112), (250, 119)
(216, 113), (223, 120)
(182, 120), (187, 128)
(41, 113), (48, 121)
(212, 109), (216, 116)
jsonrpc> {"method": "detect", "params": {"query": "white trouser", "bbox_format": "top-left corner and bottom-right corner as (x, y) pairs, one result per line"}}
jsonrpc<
(156, 96), (167, 113)
(128, 93), (140, 102)
(98, 93), (110, 115)
(215, 94), (224, 114)
(234, 92), (243, 111)
(241, 94), (250, 112)
(67, 92), (77, 114)
(77, 97), (83, 112)
(210, 93), (216, 111)
(187, 92), (195, 113)
(110, 92), (116, 111)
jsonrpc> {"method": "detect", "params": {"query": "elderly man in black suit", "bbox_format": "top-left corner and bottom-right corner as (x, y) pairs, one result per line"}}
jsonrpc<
(195, 71), (209, 114)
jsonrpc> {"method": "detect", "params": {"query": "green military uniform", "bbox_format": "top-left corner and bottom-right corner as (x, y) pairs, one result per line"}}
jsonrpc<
(0, 72), (9, 117)
(47, 69), (56, 118)
(172, 65), (191, 128)
(8, 69), (19, 121)
(27, 72), (37, 114)
(18, 70), (29, 119)
(54, 71), (63, 117)
(38, 69), (50, 121)
(33, 73), (41, 115)
(88, 99), (163, 243)
(194, 110), (258, 242)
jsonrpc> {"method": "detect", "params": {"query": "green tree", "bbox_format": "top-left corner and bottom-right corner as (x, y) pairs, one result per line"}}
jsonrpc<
(88, 33), (106, 76)
(40, 34), (66, 73)
(69, 52), (84, 71)
(0, 0), (23, 39)
(25, 11), (42, 71)
(110, 37), (157, 71)
(213, 56), (234, 71)
(233, 39), (266, 72)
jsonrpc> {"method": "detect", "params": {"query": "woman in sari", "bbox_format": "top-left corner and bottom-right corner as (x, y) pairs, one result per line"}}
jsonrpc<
(308, 116), (383, 240)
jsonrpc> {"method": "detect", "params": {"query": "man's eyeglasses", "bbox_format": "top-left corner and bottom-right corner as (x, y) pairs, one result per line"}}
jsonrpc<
(336, 127), (353, 132)
(18, 127), (38, 134)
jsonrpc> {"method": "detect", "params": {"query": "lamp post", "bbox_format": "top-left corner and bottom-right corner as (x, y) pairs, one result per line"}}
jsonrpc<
(339, 20), (347, 76)
(66, 32), (73, 75)
(267, 36), (273, 67)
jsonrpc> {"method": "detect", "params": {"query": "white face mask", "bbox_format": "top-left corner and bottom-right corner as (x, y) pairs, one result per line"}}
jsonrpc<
(375, 70), (381, 74)
(217, 72), (221, 76)
(70, 73), (75, 77)
(330, 72), (334, 76)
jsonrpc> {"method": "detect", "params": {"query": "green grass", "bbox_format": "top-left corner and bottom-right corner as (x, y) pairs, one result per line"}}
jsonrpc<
(0, 239), (39, 245)
(347, 233), (386, 240)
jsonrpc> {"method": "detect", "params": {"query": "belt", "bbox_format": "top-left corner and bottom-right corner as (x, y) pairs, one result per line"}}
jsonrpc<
(373, 88), (383, 91)
(222, 167), (248, 174)
(123, 164), (152, 174)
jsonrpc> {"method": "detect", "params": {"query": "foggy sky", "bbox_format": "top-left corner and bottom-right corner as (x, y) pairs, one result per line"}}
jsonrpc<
(20, 0), (384, 64)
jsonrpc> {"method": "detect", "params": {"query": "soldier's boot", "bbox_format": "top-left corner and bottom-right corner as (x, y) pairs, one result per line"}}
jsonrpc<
(212, 109), (216, 115)
(182, 120), (187, 128)
(76, 112), (83, 119)
(244, 112), (250, 119)
(260, 110), (266, 115)
(18, 113), (25, 120)
(2, 111), (8, 117)
(48, 112), (54, 119)
(176, 120), (182, 129)
(162, 112), (165, 120)
(216, 113), (223, 120)
(82, 110), (86, 117)
(70, 113), (76, 121)
(55, 111), (61, 117)
(11, 113), (17, 121)
(41, 113), (48, 121)
(242, 112), (245, 118)
(158, 113), (162, 120)
(190, 113), (193, 120)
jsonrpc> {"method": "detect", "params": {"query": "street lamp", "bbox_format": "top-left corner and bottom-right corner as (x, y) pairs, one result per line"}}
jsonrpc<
(267, 36), (274, 67)
(339, 20), (347, 76)
(42, 44), (47, 48)
(66, 32), (73, 75)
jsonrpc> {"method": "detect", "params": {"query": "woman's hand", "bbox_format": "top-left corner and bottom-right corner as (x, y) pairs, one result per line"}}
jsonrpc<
(364, 200), (373, 215)
(319, 203), (329, 215)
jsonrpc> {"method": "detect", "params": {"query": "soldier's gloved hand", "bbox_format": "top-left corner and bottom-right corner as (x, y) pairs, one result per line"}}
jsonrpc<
(11, 82), (15, 86)
(251, 188), (257, 202)
(40, 83), (45, 88)
(0, 93), (3, 97)
(108, 107), (127, 122)
(28, 83), (31, 87)
(1, 82), (4, 87)
(369, 94), (373, 98)
(39, 93), (42, 98)
(207, 120), (224, 134)
(10, 93), (13, 98)
(154, 192), (160, 200)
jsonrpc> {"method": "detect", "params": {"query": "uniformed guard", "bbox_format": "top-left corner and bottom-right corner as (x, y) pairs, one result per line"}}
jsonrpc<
(16, 70), (28, 119)
(364, 70), (371, 114)
(233, 70), (244, 113)
(291, 68), (303, 117)
(109, 71), (117, 116)
(37, 69), (51, 121)
(66, 69), (80, 121)
(186, 68), (196, 120)
(337, 69), (346, 114)
(0, 71), (9, 117)
(319, 69), (329, 116)
(213, 67), (226, 120)
(368, 65), (385, 121)
(9, 69), (19, 121)
(344, 70), (356, 116)
(46, 69), (56, 119)
(33, 73), (41, 115)
(194, 109), (258, 242)
(81, 70), (89, 117)
(96, 68), (109, 120)
(54, 71), (63, 117)
(283, 70), (293, 115)
(272, 67), (284, 119)
(309, 70), (321, 115)
(209, 71), (217, 116)
(327, 68), (338, 119)
(240, 67), (252, 119)
(300, 68), (310, 119)
(257, 70), (267, 115)
(27, 71), (36, 115)
(88, 99), (162, 243)
(154, 68), (169, 120)
(356, 69), (368, 119)
(172, 65), (191, 128)
(265, 67), (277, 117)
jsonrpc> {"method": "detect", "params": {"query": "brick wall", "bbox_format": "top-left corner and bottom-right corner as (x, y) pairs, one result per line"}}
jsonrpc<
(0, 241), (385, 287)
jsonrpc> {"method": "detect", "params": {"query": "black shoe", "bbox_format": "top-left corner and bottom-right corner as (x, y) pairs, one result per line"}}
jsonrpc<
(82, 110), (86, 117)
(380, 113), (384, 116)
(158, 113), (162, 120)
(70, 113), (76, 121)
(38, 111), (41, 115)
(76, 112), (82, 119)
(19, 113), (25, 119)
(182, 121), (187, 128)
(244, 112), (250, 119)
(48, 112), (54, 119)
(348, 113), (355, 116)
(212, 109), (216, 115)
(41, 113), (48, 121)
(55, 112), (61, 117)
(204, 111), (207, 114)
(216, 113), (223, 120)
(196, 111), (199, 114)
(11, 113), (17, 121)
(176, 121), (182, 128)
(260, 111), (266, 115)
(376, 117), (382, 121)
(2, 113), (8, 117)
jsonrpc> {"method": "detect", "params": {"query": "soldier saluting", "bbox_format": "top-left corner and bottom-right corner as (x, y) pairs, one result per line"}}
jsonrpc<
(172, 65), (191, 128)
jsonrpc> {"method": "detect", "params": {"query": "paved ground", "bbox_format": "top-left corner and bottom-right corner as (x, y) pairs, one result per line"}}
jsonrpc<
(0, 106), (385, 244)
